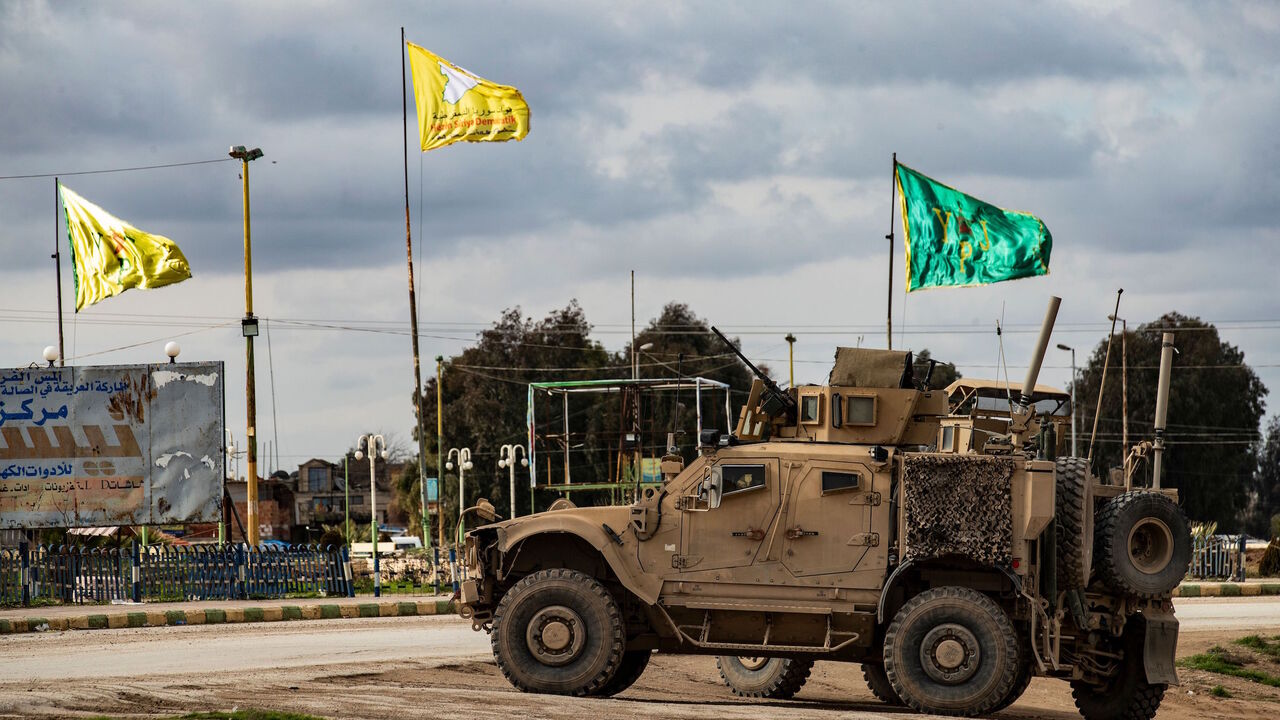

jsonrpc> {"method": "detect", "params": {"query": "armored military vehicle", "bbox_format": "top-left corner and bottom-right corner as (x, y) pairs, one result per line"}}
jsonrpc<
(457, 297), (1192, 718)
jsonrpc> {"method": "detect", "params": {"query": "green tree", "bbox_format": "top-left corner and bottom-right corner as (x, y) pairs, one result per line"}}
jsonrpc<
(1247, 416), (1280, 538)
(409, 301), (612, 540)
(1071, 313), (1267, 529)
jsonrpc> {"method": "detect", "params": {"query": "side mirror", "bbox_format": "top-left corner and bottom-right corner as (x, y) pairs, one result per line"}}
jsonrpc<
(705, 467), (723, 509)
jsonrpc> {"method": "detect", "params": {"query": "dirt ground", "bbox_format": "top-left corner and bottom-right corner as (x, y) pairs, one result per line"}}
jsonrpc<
(0, 625), (1275, 719)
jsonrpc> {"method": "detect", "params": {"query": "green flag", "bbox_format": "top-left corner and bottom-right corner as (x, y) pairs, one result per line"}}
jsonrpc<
(896, 162), (1052, 291)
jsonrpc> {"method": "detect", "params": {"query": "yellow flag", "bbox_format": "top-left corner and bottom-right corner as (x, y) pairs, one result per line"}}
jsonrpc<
(406, 42), (530, 152)
(60, 184), (192, 311)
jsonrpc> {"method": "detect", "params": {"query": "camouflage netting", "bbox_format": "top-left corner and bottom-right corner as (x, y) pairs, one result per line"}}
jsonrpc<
(902, 455), (1014, 566)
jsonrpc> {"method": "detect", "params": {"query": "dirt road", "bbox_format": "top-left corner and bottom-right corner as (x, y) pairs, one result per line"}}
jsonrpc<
(1, 599), (1278, 719)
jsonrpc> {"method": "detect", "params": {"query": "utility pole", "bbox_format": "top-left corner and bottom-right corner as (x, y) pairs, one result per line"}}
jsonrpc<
(436, 356), (445, 550)
(230, 145), (264, 546)
(784, 333), (796, 388)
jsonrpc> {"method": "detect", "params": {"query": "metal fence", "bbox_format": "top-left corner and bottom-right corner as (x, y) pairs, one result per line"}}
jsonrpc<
(0, 542), (353, 606)
(1190, 534), (1247, 581)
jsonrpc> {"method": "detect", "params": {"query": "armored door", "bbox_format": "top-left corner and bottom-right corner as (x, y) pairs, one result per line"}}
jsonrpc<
(781, 459), (889, 586)
(678, 459), (780, 573)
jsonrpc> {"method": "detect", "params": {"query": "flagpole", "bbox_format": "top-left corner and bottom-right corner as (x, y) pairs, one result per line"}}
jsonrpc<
(885, 153), (896, 350)
(401, 27), (432, 548)
(53, 178), (65, 366)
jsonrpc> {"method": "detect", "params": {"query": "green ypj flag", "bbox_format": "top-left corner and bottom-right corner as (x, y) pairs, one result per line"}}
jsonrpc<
(896, 162), (1052, 291)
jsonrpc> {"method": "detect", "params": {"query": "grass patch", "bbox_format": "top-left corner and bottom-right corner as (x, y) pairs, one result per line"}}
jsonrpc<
(1179, 646), (1280, 688)
(1235, 635), (1280, 661)
(1210, 685), (1232, 698)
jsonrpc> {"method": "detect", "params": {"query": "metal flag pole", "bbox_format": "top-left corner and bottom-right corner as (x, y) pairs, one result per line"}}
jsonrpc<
(53, 178), (65, 366)
(886, 153), (897, 350)
(400, 27), (431, 548)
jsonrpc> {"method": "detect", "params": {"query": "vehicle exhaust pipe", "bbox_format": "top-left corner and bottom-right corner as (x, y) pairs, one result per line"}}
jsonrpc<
(1152, 332), (1175, 489)
(1020, 296), (1062, 409)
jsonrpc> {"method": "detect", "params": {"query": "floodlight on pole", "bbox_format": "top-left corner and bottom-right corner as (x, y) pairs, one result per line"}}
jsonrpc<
(230, 144), (265, 546)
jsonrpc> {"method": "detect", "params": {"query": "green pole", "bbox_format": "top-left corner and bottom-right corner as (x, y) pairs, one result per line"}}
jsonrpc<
(141, 525), (148, 548)
(344, 455), (350, 544)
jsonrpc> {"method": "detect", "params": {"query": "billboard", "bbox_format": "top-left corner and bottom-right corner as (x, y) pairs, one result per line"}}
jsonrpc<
(0, 362), (225, 529)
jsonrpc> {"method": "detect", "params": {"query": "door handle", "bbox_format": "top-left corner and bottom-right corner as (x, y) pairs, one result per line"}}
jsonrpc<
(731, 528), (765, 541)
(786, 527), (819, 540)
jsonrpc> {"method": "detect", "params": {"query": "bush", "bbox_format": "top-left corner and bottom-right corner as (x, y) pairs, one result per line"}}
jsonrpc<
(1260, 541), (1280, 578)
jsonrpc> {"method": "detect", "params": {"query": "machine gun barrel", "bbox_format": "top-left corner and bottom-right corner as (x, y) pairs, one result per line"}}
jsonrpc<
(1020, 296), (1062, 408)
(710, 326), (797, 417)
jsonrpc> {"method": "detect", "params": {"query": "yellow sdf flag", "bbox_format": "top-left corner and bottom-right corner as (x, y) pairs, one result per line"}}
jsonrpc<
(60, 184), (192, 311)
(406, 42), (529, 152)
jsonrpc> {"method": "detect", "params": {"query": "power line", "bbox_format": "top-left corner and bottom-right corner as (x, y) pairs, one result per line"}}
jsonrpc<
(0, 157), (232, 180)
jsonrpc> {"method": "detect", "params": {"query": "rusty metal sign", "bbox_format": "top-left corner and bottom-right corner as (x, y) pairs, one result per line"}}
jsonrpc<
(0, 362), (224, 528)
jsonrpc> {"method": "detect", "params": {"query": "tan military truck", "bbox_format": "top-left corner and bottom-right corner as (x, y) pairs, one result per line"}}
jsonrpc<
(457, 297), (1191, 718)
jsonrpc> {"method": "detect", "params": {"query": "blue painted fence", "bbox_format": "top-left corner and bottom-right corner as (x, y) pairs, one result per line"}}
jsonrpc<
(0, 542), (353, 606)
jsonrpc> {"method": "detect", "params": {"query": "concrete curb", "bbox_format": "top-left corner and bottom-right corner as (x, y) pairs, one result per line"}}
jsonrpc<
(1174, 583), (1280, 598)
(0, 599), (456, 635)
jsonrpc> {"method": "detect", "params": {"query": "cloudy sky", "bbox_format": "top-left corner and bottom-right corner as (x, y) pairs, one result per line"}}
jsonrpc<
(1, 1), (1277, 473)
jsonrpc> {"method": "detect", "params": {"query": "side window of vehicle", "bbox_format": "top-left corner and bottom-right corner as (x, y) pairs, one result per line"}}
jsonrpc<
(721, 464), (766, 497)
(820, 470), (861, 494)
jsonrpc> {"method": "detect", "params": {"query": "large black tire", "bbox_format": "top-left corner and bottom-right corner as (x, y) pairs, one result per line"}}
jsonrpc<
(1095, 491), (1191, 598)
(1056, 457), (1093, 589)
(883, 586), (1020, 717)
(861, 663), (902, 705)
(490, 568), (626, 696)
(716, 656), (813, 699)
(591, 650), (650, 697)
(1071, 618), (1166, 720)
(989, 657), (1033, 713)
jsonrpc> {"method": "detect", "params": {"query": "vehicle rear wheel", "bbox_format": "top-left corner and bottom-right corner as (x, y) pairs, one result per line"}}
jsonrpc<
(862, 663), (902, 705)
(883, 586), (1020, 717)
(1071, 619), (1166, 720)
(1095, 491), (1191, 598)
(490, 568), (626, 695)
(1055, 456), (1093, 589)
(590, 650), (650, 697)
(716, 656), (813, 699)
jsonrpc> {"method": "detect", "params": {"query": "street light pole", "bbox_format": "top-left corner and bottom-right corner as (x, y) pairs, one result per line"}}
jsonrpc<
(446, 447), (473, 544)
(356, 434), (387, 597)
(498, 444), (528, 520)
(230, 144), (264, 546)
(436, 356), (444, 550)
(1056, 343), (1078, 457)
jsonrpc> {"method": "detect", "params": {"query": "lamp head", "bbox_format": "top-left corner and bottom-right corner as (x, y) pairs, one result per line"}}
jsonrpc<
(42, 345), (59, 366)
(380, 450), (388, 460)
(1055, 343), (1072, 352)
(463, 461), (473, 471)
(520, 457), (529, 468)
(164, 341), (181, 363)
(354, 450), (364, 461)
(498, 459), (506, 468)
(446, 461), (454, 471)
(639, 342), (654, 351)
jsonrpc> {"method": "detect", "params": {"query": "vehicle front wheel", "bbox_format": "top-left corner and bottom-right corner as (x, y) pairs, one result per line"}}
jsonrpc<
(490, 568), (626, 696)
(883, 586), (1020, 717)
(717, 656), (813, 699)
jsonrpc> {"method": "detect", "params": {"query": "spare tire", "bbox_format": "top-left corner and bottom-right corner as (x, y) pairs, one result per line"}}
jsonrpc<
(1055, 457), (1093, 589)
(1094, 491), (1191, 598)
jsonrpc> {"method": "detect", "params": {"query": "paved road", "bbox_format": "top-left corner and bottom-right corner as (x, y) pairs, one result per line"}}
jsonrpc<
(0, 596), (1274, 683)
(0, 616), (489, 683)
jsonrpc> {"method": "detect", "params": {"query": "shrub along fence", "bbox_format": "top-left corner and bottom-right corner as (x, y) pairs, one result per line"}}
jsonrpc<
(0, 542), (352, 606)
